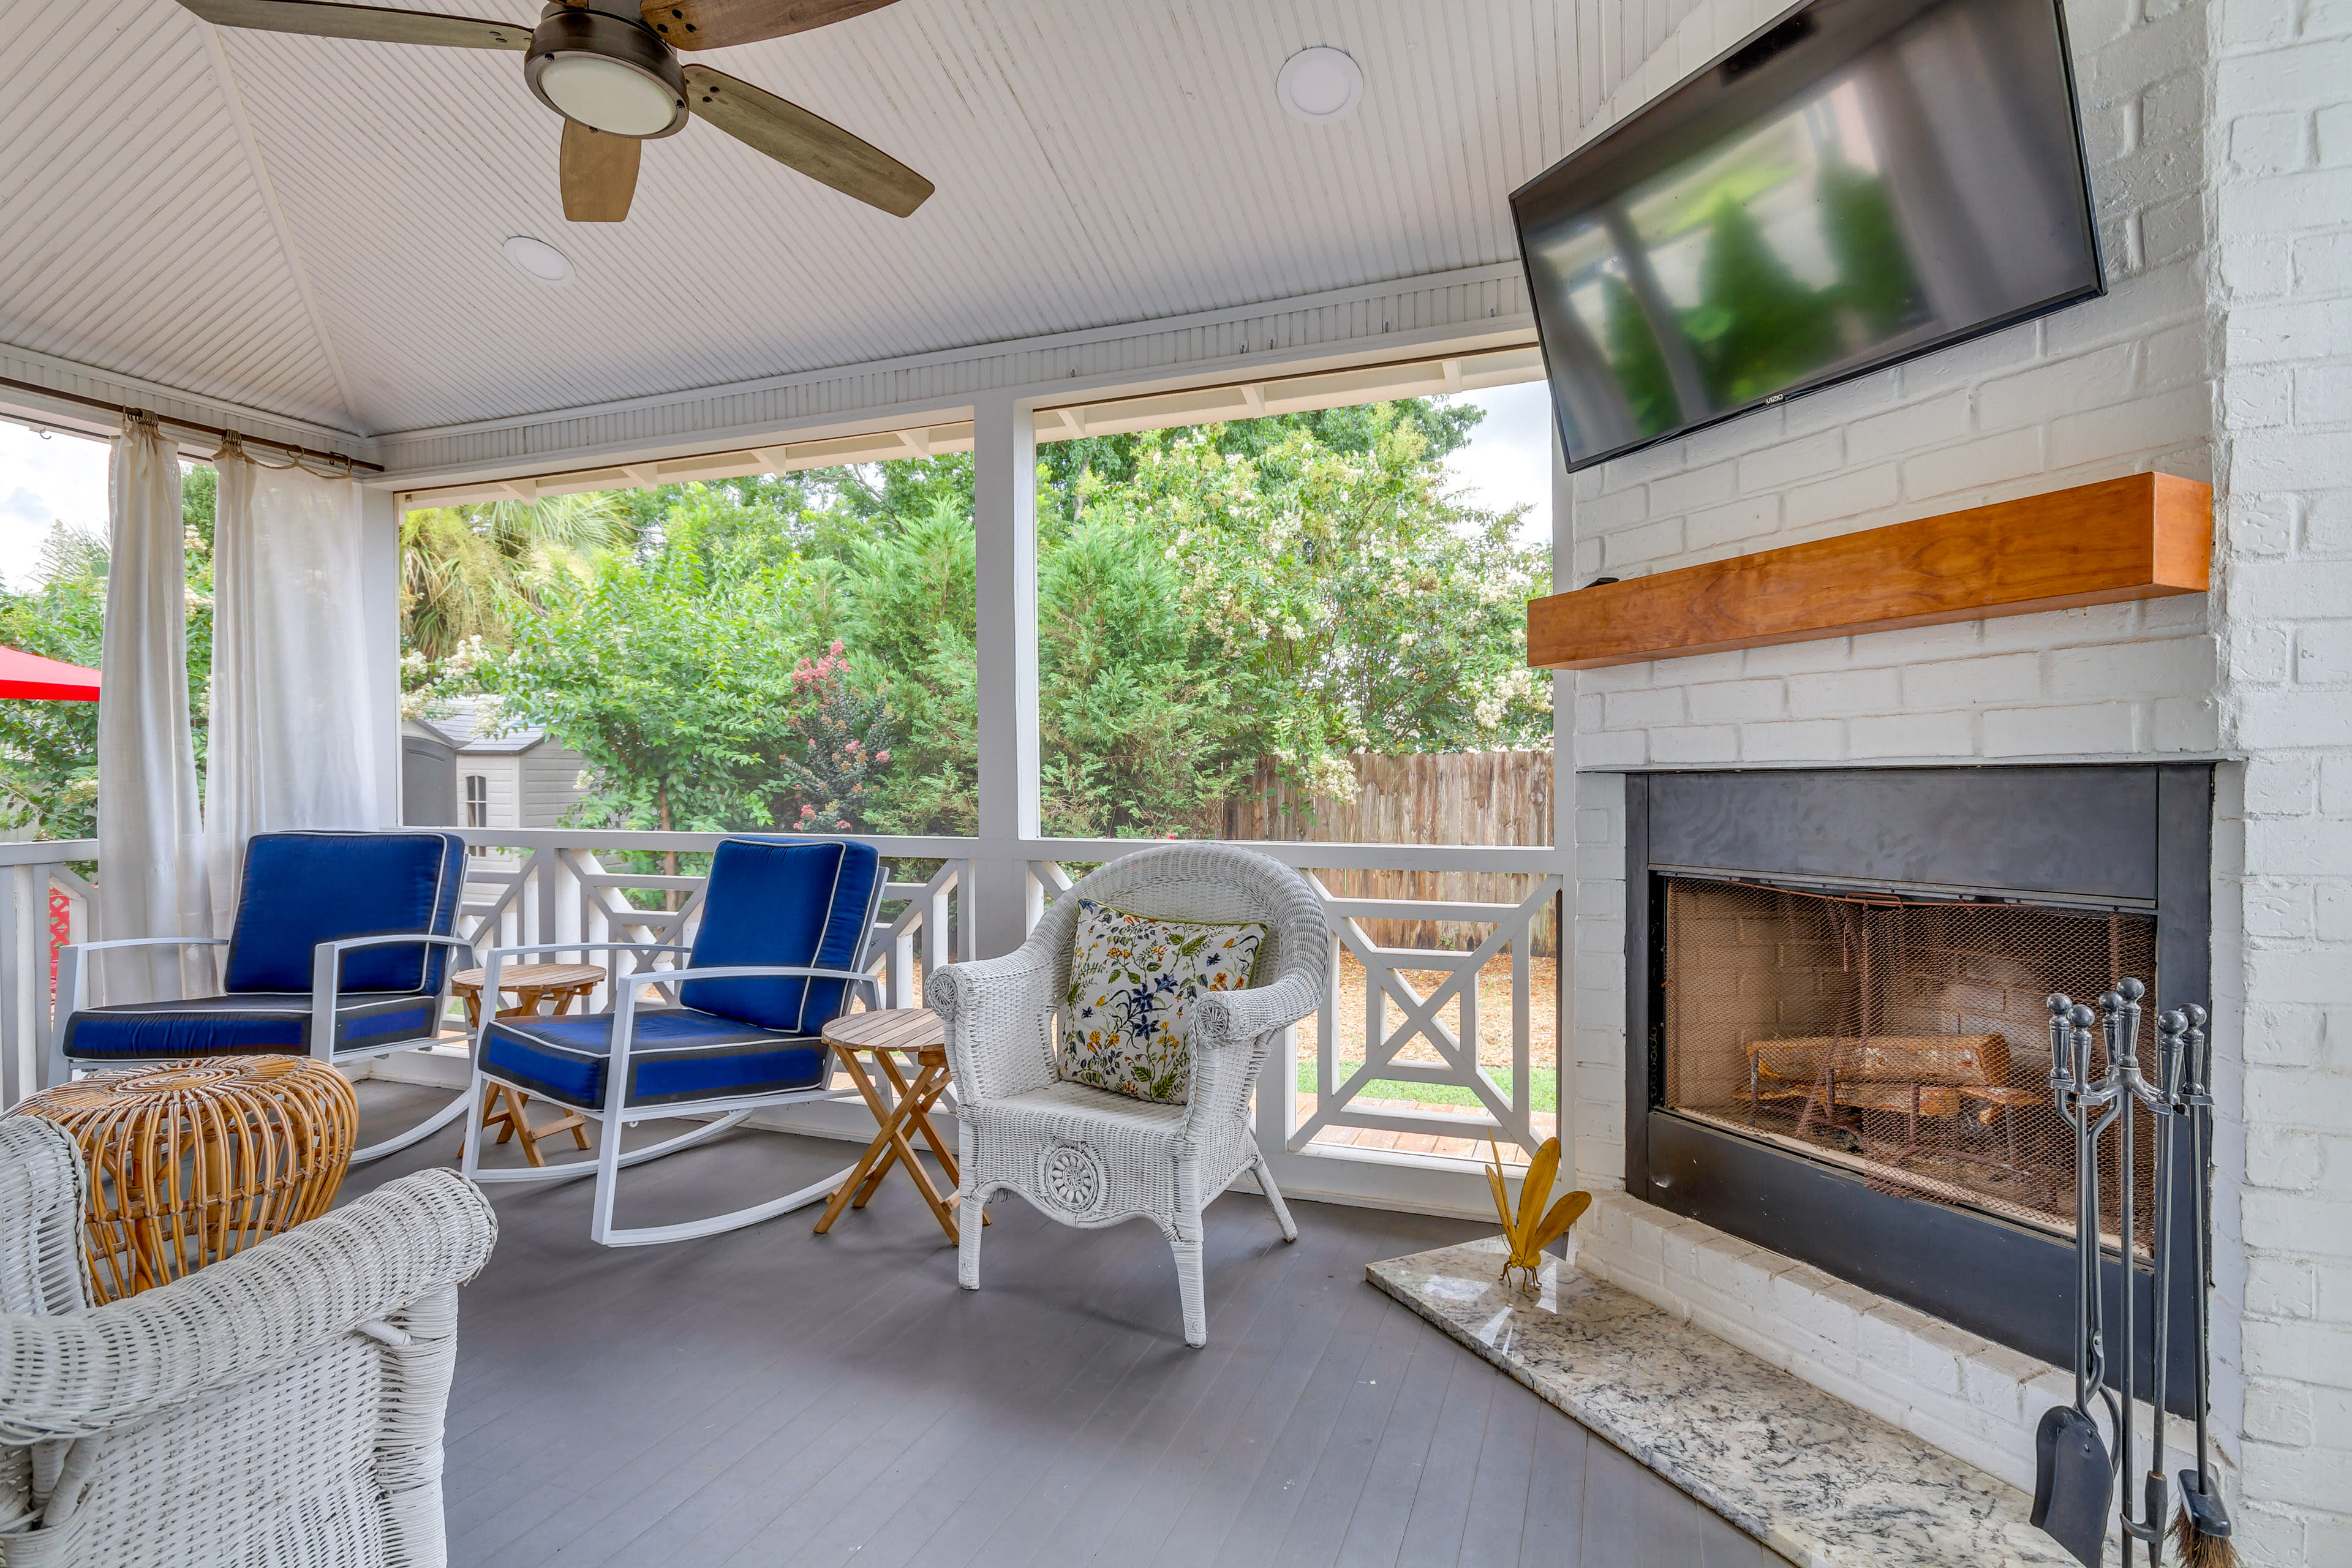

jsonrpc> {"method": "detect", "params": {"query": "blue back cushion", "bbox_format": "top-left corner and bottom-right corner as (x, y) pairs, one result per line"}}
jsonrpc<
(679, 838), (880, 1032)
(222, 832), (466, 994)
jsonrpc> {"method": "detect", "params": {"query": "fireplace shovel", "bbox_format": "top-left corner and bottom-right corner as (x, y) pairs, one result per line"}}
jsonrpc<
(2033, 996), (2116, 1568)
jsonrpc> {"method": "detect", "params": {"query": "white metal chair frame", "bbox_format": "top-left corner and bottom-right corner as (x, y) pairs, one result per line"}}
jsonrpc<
(47, 932), (477, 1164)
(459, 849), (889, 1246)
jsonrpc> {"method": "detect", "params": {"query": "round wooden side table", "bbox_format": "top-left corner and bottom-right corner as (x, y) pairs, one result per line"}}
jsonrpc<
(813, 1008), (987, 1243)
(451, 962), (605, 1168)
(10, 1057), (358, 1303)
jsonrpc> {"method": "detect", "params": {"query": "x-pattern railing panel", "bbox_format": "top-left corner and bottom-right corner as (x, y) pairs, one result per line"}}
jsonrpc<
(1291, 872), (1561, 1155)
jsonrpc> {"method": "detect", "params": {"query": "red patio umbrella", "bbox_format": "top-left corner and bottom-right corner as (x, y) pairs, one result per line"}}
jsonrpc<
(0, 646), (100, 701)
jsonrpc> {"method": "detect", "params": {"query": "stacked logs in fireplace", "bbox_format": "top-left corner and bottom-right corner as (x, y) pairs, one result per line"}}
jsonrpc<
(1663, 875), (2162, 1251)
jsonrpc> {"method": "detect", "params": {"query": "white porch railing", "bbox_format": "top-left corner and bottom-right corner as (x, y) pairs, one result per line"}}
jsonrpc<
(0, 831), (1567, 1204)
(0, 839), (98, 1107)
(1025, 840), (1566, 1169)
(448, 831), (971, 1019)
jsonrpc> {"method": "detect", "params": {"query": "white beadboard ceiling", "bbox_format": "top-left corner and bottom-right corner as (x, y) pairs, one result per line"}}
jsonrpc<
(0, 0), (1713, 440)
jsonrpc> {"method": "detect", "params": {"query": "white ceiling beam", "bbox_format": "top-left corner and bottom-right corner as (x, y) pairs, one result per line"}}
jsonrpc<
(898, 428), (933, 458)
(1240, 385), (1267, 417)
(195, 23), (361, 430)
(1442, 359), (1464, 393)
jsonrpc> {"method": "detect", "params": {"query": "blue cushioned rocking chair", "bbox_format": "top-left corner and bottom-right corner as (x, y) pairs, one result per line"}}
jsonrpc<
(461, 836), (886, 1246)
(51, 830), (475, 1164)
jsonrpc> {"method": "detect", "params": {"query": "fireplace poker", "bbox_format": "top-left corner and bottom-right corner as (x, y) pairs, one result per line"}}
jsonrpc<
(2103, 980), (2171, 1562)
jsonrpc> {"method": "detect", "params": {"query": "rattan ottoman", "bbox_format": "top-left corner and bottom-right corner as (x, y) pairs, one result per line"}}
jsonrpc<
(10, 1055), (359, 1303)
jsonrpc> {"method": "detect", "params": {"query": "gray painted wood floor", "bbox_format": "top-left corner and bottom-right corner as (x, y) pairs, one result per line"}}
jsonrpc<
(349, 1081), (1775, 1568)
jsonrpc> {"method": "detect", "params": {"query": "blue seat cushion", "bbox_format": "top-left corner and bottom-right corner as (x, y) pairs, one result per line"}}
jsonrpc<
(61, 992), (442, 1059)
(480, 1010), (829, 1110)
(679, 837), (880, 1033)
(223, 831), (466, 995)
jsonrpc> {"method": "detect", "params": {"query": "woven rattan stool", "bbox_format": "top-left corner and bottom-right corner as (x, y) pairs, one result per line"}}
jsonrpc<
(10, 1056), (358, 1303)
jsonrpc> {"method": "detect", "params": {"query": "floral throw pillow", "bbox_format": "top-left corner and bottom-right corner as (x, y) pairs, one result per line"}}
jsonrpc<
(1056, 899), (1271, 1104)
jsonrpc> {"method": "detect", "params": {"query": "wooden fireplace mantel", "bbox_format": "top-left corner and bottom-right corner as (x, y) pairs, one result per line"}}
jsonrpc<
(1526, 472), (2212, 671)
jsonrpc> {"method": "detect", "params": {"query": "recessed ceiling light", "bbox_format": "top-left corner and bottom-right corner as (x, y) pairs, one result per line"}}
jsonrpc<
(502, 235), (575, 286)
(1277, 46), (1363, 124)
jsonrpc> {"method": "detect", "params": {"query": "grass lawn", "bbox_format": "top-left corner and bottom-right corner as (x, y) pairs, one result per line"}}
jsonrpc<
(1297, 1060), (1558, 1112)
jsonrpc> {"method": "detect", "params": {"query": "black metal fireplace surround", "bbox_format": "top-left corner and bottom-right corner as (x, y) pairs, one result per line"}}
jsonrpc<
(1625, 764), (2208, 1406)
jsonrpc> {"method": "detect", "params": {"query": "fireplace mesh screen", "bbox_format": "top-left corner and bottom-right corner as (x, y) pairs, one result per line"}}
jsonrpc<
(1662, 876), (2160, 1246)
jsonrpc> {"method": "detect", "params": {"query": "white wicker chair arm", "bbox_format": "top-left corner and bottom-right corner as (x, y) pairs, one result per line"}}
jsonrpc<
(1190, 970), (1320, 1052)
(928, 942), (1063, 1103)
(0, 1169), (497, 1442)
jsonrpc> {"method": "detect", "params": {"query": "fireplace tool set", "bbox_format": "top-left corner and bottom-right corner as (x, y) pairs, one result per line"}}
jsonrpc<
(2033, 982), (2233, 1567)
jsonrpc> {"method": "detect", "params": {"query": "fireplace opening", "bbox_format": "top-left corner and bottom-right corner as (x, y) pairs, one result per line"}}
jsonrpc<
(1662, 875), (2160, 1251)
(1628, 765), (2208, 1384)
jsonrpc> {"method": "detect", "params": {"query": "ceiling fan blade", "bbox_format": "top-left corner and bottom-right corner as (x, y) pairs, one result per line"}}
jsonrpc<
(683, 64), (932, 217)
(641, 0), (899, 50)
(561, 121), (642, 222)
(176, 0), (527, 47)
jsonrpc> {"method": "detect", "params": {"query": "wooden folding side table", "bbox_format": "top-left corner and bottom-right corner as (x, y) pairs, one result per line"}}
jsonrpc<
(813, 1008), (989, 1243)
(450, 962), (604, 1168)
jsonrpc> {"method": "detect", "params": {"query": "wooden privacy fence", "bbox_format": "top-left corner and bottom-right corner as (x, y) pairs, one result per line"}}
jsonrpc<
(1223, 749), (1558, 955)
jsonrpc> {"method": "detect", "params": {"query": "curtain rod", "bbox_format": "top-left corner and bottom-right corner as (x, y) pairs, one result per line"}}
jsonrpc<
(0, 375), (382, 474)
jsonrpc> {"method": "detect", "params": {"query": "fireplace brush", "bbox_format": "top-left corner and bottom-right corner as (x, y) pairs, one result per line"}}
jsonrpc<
(2168, 1005), (2235, 1567)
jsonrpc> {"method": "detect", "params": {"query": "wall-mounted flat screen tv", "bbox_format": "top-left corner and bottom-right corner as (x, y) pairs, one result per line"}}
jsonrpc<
(1515, 0), (2103, 472)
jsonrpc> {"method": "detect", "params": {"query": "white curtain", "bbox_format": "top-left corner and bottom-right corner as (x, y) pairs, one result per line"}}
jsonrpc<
(96, 415), (212, 1003)
(205, 435), (393, 934)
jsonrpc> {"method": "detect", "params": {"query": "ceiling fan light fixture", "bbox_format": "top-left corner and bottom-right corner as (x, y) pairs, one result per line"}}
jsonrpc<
(502, 235), (576, 285)
(524, 8), (688, 138)
(536, 54), (679, 136)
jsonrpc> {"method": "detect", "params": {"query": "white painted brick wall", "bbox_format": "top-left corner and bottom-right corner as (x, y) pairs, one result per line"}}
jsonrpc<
(1564, 0), (2223, 777)
(2209, 1), (2352, 1559)
(1553, 2), (2352, 1559)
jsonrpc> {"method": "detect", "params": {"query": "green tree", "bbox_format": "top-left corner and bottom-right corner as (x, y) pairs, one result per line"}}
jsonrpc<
(1082, 408), (1549, 806)
(484, 551), (805, 859)
(0, 466), (216, 840)
(1035, 515), (1235, 837)
(401, 491), (632, 662)
(842, 496), (980, 834)
(464, 395), (1547, 847)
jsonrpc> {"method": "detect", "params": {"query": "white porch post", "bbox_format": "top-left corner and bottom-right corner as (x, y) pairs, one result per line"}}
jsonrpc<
(358, 487), (404, 818)
(971, 391), (1040, 959)
(1550, 421), (1578, 1175)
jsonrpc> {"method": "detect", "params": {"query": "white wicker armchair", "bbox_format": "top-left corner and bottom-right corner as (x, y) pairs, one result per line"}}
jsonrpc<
(0, 1119), (498, 1567)
(930, 843), (1329, 1347)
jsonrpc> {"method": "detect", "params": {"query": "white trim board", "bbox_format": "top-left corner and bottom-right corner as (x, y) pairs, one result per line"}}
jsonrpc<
(0, 341), (378, 461)
(370, 264), (1539, 487)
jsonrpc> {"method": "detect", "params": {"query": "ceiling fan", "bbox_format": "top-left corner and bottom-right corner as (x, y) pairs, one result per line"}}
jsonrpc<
(178, 0), (933, 223)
